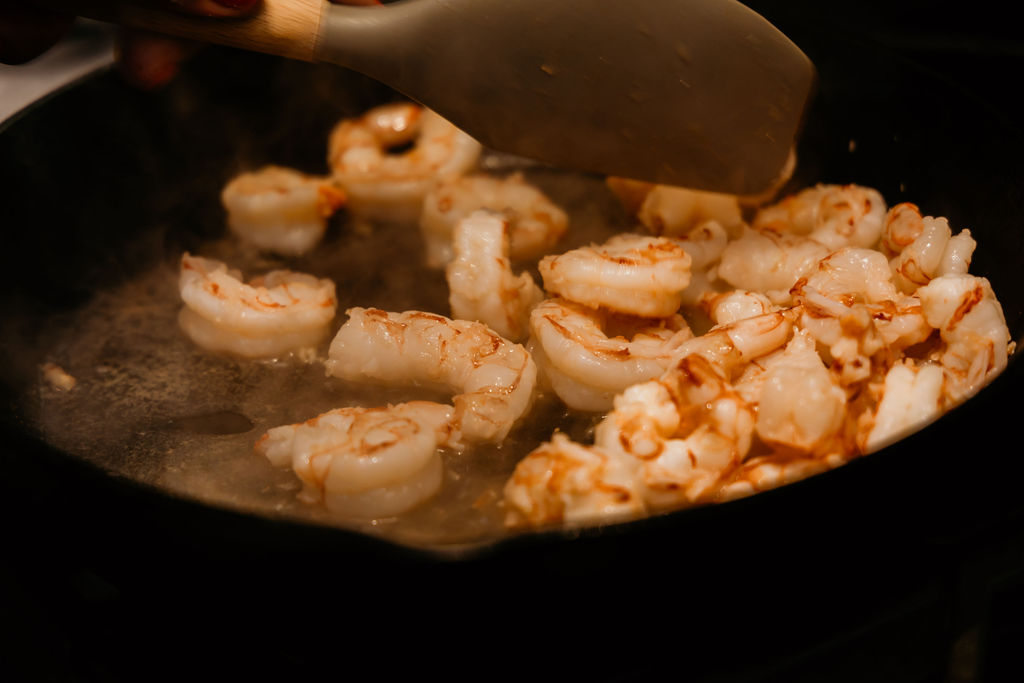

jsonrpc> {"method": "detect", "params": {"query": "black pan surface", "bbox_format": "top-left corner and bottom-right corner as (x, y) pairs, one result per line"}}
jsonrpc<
(2, 2), (1023, 681)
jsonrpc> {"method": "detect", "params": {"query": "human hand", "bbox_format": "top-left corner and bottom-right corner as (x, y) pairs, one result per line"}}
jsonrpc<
(0, 0), (381, 89)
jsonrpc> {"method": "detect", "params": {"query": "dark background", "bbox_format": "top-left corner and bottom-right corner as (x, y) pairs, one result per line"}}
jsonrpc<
(2, 2), (1023, 682)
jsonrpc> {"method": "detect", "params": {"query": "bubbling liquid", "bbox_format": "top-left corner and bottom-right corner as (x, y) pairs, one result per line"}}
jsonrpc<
(29, 160), (628, 548)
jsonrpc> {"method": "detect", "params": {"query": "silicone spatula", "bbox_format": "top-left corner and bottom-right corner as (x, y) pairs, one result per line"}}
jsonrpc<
(83, 0), (816, 195)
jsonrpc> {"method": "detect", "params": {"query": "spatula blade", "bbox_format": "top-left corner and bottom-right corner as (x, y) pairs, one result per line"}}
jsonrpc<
(318, 0), (815, 196)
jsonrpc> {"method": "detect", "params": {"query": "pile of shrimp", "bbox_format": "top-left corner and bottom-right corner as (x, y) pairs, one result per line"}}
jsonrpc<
(179, 101), (1014, 530)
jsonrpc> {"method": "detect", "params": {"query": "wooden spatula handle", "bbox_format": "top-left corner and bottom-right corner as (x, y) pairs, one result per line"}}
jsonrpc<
(82, 0), (326, 62)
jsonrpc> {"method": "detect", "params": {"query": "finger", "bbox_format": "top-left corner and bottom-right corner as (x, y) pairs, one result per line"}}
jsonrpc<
(165, 0), (261, 19)
(0, 3), (73, 64)
(113, 0), (377, 89)
(116, 28), (195, 89)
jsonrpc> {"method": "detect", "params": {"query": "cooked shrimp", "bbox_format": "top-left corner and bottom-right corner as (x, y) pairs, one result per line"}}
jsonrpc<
(325, 308), (537, 446)
(753, 183), (886, 251)
(594, 355), (755, 510)
(606, 177), (744, 237)
(421, 172), (569, 268)
(676, 220), (731, 307)
(327, 102), (482, 219)
(917, 273), (1012, 402)
(446, 210), (544, 342)
(503, 432), (646, 528)
(859, 360), (945, 453)
(667, 308), (796, 381)
(699, 289), (776, 326)
(880, 201), (926, 256)
(220, 165), (346, 256)
(41, 362), (76, 391)
(528, 297), (692, 412)
(178, 253), (337, 358)
(882, 203), (977, 293)
(798, 246), (901, 304)
(792, 248), (932, 385)
(256, 401), (453, 518)
(715, 452), (848, 503)
(752, 329), (848, 456)
(538, 233), (692, 318)
(717, 227), (831, 305)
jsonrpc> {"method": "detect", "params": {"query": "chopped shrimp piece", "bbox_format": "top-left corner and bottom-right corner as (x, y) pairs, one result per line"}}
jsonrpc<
(752, 183), (886, 251)
(220, 165), (346, 256)
(753, 330), (848, 456)
(676, 220), (731, 307)
(860, 360), (945, 453)
(325, 308), (537, 446)
(715, 452), (848, 503)
(256, 402), (453, 518)
(594, 355), (755, 510)
(882, 203), (977, 293)
(503, 432), (646, 529)
(606, 177), (744, 237)
(699, 289), (776, 326)
(327, 102), (482, 219)
(41, 362), (76, 391)
(178, 253), (337, 359)
(717, 227), (831, 305)
(917, 274), (1012, 402)
(528, 297), (692, 412)
(446, 210), (544, 342)
(538, 233), (692, 318)
(792, 248), (932, 386)
(881, 201), (927, 256)
(799, 246), (901, 304)
(667, 309), (796, 380)
(421, 172), (569, 267)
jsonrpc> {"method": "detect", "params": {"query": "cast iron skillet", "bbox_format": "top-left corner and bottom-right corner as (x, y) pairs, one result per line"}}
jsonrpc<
(1, 4), (1022, 681)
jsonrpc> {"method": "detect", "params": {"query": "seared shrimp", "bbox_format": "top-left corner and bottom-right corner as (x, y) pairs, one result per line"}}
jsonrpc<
(503, 432), (646, 528)
(917, 274), (1012, 402)
(220, 165), (346, 256)
(752, 329), (848, 456)
(178, 253), (337, 358)
(753, 183), (886, 251)
(859, 360), (945, 453)
(677, 220), (731, 306)
(325, 308), (537, 446)
(667, 308), (796, 381)
(538, 233), (692, 318)
(715, 452), (848, 503)
(606, 177), (744, 237)
(699, 289), (777, 326)
(256, 401), (453, 518)
(446, 210), (544, 342)
(528, 297), (692, 412)
(792, 248), (932, 386)
(421, 172), (569, 267)
(594, 355), (755, 510)
(717, 227), (831, 305)
(327, 102), (482, 219)
(882, 203), (977, 293)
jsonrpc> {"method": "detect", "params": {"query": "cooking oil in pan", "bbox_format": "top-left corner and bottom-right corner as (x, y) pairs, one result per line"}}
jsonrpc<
(28, 162), (625, 548)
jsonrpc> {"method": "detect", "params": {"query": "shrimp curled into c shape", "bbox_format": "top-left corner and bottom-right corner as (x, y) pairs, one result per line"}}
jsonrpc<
(421, 172), (569, 268)
(446, 210), (544, 343)
(325, 308), (537, 448)
(528, 297), (692, 412)
(256, 401), (453, 519)
(538, 233), (693, 318)
(327, 102), (482, 219)
(220, 165), (346, 257)
(178, 253), (337, 359)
